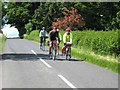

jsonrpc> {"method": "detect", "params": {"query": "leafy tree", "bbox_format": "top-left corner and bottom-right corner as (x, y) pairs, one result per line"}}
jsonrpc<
(3, 2), (40, 38)
(25, 21), (33, 35)
(2, 2), (120, 35)
(111, 11), (120, 29)
(52, 7), (85, 30)
(32, 2), (64, 31)
(74, 2), (120, 30)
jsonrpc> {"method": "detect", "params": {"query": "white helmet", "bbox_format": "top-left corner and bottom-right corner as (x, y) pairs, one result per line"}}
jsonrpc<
(57, 29), (59, 32)
(42, 27), (45, 29)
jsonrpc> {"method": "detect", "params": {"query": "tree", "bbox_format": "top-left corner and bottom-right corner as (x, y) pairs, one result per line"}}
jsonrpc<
(111, 11), (120, 29)
(3, 2), (40, 38)
(32, 2), (64, 31)
(52, 7), (85, 30)
(25, 21), (33, 35)
(74, 2), (120, 30)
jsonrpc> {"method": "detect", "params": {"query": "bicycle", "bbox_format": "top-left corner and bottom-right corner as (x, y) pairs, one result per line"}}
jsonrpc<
(65, 42), (72, 61)
(50, 40), (58, 60)
(40, 37), (47, 51)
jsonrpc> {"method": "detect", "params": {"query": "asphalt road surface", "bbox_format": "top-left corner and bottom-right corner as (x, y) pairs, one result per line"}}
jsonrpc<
(1, 39), (119, 89)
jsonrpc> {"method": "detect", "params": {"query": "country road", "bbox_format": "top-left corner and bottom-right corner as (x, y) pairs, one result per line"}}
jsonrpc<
(0, 39), (119, 89)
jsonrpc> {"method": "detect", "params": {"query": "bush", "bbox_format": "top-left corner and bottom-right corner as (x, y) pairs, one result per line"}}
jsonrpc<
(25, 29), (119, 57)
(25, 30), (40, 42)
(72, 30), (119, 56)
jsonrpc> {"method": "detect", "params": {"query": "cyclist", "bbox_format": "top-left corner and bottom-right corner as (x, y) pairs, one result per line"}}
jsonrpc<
(39, 27), (48, 49)
(62, 27), (72, 55)
(48, 26), (59, 55)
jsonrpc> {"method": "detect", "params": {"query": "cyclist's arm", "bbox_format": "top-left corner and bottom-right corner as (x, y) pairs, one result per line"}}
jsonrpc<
(45, 31), (48, 37)
(39, 31), (42, 37)
(48, 31), (51, 42)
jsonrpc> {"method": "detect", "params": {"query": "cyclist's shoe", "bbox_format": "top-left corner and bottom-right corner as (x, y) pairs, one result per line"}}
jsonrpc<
(50, 55), (52, 59)
(49, 52), (52, 59)
(40, 44), (42, 49)
(49, 51), (52, 55)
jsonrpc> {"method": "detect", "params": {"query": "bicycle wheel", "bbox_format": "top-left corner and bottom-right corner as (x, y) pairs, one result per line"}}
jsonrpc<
(52, 47), (56, 60)
(68, 47), (71, 61)
(66, 47), (71, 61)
(65, 48), (68, 60)
(41, 38), (45, 51)
(42, 43), (45, 51)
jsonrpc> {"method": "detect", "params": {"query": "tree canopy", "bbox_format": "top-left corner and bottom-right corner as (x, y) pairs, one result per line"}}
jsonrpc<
(2, 2), (120, 37)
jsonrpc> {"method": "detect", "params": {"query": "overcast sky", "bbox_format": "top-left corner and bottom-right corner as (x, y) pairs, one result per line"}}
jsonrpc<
(1, 24), (19, 38)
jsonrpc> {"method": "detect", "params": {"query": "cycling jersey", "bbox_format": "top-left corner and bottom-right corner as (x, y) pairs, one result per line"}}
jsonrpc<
(63, 32), (72, 43)
(49, 31), (59, 41)
(39, 30), (48, 37)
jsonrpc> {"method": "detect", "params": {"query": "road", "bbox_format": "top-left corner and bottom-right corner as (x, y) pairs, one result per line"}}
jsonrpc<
(0, 39), (119, 89)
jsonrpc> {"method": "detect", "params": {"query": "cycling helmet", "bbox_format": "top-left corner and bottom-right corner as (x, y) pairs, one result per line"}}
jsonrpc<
(66, 27), (71, 31)
(57, 29), (59, 32)
(42, 27), (45, 29)
(53, 26), (57, 30)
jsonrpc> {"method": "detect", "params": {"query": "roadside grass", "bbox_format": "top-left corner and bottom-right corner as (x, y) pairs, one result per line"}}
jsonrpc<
(24, 30), (120, 74)
(0, 34), (6, 54)
(58, 42), (119, 73)
(24, 30), (40, 42)
(71, 47), (119, 73)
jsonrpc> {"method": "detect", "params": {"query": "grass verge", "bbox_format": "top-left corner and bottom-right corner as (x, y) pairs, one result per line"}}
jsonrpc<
(71, 47), (119, 74)
(0, 34), (6, 54)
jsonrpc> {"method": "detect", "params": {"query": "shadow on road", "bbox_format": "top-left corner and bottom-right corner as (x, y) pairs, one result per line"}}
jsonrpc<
(54, 58), (84, 61)
(1, 53), (83, 62)
(1, 54), (49, 61)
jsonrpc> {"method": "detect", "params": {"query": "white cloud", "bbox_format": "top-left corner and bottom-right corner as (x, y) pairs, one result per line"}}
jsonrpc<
(1, 24), (19, 38)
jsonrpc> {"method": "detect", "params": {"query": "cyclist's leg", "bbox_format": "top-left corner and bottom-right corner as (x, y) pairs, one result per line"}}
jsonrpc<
(43, 37), (46, 46)
(62, 43), (66, 55)
(49, 41), (52, 55)
(69, 46), (71, 58)
(55, 41), (59, 55)
(40, 37), (43, 46)
(40, 37), (43, 49)
(57, 43), (59, 55)
(68, 46), (71, 58)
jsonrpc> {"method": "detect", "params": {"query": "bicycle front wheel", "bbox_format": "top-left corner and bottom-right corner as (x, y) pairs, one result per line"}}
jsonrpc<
(52, 47), (56, 60)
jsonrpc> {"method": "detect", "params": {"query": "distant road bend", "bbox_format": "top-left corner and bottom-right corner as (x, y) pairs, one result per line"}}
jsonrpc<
(0, 39), (119, 89)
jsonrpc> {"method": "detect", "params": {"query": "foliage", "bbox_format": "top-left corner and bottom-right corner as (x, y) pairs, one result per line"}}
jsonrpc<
(3, 2), (39, 37)
(72, 30), (119, 56)
(25, 21), (33, 35)
(32, 2), (64, 30)
(111, 11), (120, 29)
(2, 2), (120, 35)
(25, 30), (39, 42)
(0, 34), (6, 54)
(74, 2), (120, 30)
(52, 7), (85, 30)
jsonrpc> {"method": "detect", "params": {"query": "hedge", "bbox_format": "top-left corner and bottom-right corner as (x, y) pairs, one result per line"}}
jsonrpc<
(72, 30), (119, 56)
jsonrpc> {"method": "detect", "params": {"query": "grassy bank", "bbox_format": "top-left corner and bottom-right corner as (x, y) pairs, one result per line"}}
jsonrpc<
(24, 30), (119, 73)
(0, 34), (6, 54)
